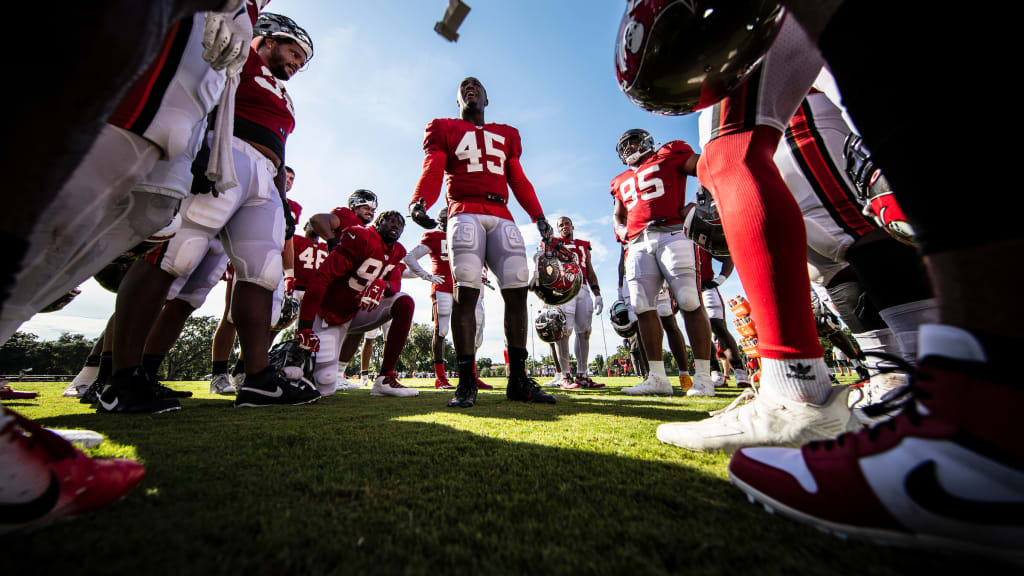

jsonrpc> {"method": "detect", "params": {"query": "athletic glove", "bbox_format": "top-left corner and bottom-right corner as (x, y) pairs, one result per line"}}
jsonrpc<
(296, 328), (320, 352)
(284, 271), (295, 294)
(593, 294), (604, 316)
(428, 275), (445, 285)
(409, 199), (438, 229)
(201, 7), (253, 77)
(358, 278), (387, 312)
(535, 216), (553, 241)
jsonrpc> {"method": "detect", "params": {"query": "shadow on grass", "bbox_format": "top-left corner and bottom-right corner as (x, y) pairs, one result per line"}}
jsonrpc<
(14, 396), (1007, 575)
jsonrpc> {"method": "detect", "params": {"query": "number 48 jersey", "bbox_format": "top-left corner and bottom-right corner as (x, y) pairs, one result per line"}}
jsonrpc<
(292, 234), (329, 292)
(610, 140), (696, 241)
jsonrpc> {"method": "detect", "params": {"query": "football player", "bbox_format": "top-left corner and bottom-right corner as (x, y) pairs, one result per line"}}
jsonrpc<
(403, 207), (491, 390)
(696, 249), (749, 386)
(549, 217), (604, 389)
(295, 211), (418, 399)
(610, 129), (714, 397)
(409, 76), (556, 408)
(108, 11), (317, 411)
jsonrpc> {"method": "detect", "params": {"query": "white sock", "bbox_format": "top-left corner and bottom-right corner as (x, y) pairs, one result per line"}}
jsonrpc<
(878, 298), (938, 362)
(759, 357), (832, 404)
(694, 359), (711, 378)
(917, 324), (987, 363)
(649, 360), (667, 380)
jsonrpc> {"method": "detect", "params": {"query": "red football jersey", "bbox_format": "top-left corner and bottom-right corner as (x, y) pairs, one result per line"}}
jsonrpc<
(609, 140), (695, 241)
(329, 206), (368, 237)
(420, 230), (454, 295)
(299, 227), (406, 326)
(412, 118), (543, 222)
(558, 237), (592, 286)
(287, 199), (302, 223)
(235, 46), (295, 149)
(697, 247), (714, 285)
(292, 234), (328, 291)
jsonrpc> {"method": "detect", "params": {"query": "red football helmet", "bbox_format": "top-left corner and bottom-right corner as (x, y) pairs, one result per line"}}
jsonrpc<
(532, 239), (583, 306)
(615, 0), (785, 115)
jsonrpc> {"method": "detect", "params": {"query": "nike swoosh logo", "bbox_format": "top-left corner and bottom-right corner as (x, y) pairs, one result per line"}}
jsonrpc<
(99, 396), (119, 411)
(906, 460), (1024, 525)
(242, 386), (283, 398)
(347, 233), (355, 239)
(0, 471), (60, 524)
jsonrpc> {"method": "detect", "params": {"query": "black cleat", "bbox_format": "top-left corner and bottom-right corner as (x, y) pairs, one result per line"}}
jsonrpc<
(234, 366), (320, 408)
(79, 378), (105, 405)
(506, 374), (556, 404)
(97, 368), (181, 414)
(151, 380), (192, 399)
(447, 380), (477, 408)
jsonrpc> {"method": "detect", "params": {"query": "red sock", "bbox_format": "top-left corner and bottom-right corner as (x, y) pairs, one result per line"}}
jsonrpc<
(380, 296), (414, 374)
(434, 362), (446, 379)
(698, 126), (822, 359)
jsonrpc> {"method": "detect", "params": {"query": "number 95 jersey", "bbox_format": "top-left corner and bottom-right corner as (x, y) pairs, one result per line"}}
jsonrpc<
(610, 140), (695, 241)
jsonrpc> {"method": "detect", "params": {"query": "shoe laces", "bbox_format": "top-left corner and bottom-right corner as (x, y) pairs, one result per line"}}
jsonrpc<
(2, 409), (76, 461)
(708, 388), (757, 417)
(809, 352), (933, 452)
(383, 372), (404, 388)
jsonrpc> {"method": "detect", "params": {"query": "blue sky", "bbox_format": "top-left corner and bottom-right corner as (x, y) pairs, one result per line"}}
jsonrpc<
(23, 1), (747, 365)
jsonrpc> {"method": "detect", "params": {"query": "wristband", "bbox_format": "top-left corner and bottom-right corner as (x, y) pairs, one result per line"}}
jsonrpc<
(713, 274), (727, 287)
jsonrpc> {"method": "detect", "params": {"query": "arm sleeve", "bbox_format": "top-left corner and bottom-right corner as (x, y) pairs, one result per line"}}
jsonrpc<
(411, 120), (448, 210)
(506, 157), (543, 222)
(402, 244), (434, 281)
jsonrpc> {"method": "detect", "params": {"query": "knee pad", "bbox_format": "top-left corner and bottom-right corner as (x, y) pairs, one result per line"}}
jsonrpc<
(128, 191), (179, 238)
(434, 292), (453, 337)
(314, 361), (337, 390)
(225, 240), (283, 291)
(161, 229), (215, 279)
(182, 186), (241, 231)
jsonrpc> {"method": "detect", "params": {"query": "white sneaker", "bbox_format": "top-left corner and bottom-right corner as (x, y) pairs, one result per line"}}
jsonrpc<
(230, 372), (246, 391)
(370, 373), (418, 398)
(656, 386), (856, 453)
(63, 365), (99, 397)
(543, 376), (564, 387)
(209, 373), (236, 395)
(335, 375), (360, 391)
(686, 374), (717, 397)
(710, 371), (726, 387)
(850, 372), (907, 425)
(622, 375), (673, 396)
(355, 374), (370, 388)
(733, 368), (750, 387)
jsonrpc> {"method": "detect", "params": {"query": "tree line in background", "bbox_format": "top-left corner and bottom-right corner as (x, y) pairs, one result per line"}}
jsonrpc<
(1, 317), (851, 381)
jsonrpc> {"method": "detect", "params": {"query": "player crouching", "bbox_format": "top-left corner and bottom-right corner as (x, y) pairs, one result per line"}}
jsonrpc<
(292, 211), (418, 398)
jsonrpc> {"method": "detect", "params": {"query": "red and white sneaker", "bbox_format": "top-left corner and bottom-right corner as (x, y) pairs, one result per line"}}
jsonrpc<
(475, 378), (494, 390)
(728, 325), (1024, 562)
(0, 408), (145, 534)
(560, 378), (581, 390)
(577, 376), (605, 389)
(434, 376), (455, 390)
(371, 372), (419, 398)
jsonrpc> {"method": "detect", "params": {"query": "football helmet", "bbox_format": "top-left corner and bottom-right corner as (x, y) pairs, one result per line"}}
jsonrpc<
(254, 12), (313, 63)
(683, 187), (729, 257)
(535, 308), (567, 343)
(532, 239), (583, 306)
(609, 300), (637, 338)
(268, 338), (315, 387)
(273, 293), (300, 332)
(616, 129), (656, 166)
(348, 189), (378, 211)
(615, 0), (785, 115)
(437, 206), (448, 233)
(843, 133), (916, 246)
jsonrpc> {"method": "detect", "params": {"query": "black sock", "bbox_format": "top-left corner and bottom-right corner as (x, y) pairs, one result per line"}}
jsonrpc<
(231, 358), (245, 376)
(142, 354), (164, 381)
(84, 354), (101, 367)
(361, 370), (370, 376)
(97, 352), (113, 383)
(212, 360), (229, 375)
(508, 347), (528, 378)
(457, 355), (475, 386)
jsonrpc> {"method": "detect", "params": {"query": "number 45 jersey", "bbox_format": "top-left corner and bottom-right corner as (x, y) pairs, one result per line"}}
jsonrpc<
(298, 227), (406, 326)
(609, 140), (696, 242)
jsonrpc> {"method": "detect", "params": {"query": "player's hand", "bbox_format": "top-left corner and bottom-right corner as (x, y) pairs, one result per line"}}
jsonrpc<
(296, 328), (320, 352)
(593, 294), (604, 316)
(284, 273), (296, 294)
(358, 279), (387, 312)
(201, 7), (253, 77)
(409, 199), (438, 229)
(535, 217), (553, 241)
(428, 274), (445, 285)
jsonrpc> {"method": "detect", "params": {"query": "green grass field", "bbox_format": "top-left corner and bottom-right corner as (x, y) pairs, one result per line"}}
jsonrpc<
(4, 376), (1003, 574)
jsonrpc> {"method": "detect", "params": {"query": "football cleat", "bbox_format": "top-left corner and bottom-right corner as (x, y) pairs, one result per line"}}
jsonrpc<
(96, 369), (180, 415)
(577, 375), (605, 389)
(560, 379), (582, 390)
(475, 377), (493, 390)
(685, 375), (717, 397)
(234, 367), (321, 408)
(678, 374), (694, 393)
(728, 338), (1024, 562)
(370, 372), (418, 398)
(78, 378), (105, 405)
(623, 375), (673, 396)
(0, 408), (145, 535)
(434, 376), (455, 390)
(658, 387), (855, 453)
(506, 374), (556, 404)
(0, 382), (38, 400)
(447, 380), (477, 408)
(542, 375), (565, 388)
(63, 365), (99, 397)
(209, 373), (236, 395)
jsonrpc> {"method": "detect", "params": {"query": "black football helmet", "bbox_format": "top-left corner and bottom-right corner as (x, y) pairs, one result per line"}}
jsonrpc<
(535, 308), (567, 343)
(254, 12), (314, 63)
(615, 0), (785, 115)
(348, 189), (378, 211)
(609, 300), (637, 338)
(532, 239), (583, 306)
(437, 206), (449, 233)
(269, 338), (316, 388)
(683, 187), (729, 257)
(616, 129), (656, 166)
(273, 293), (300, 332)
